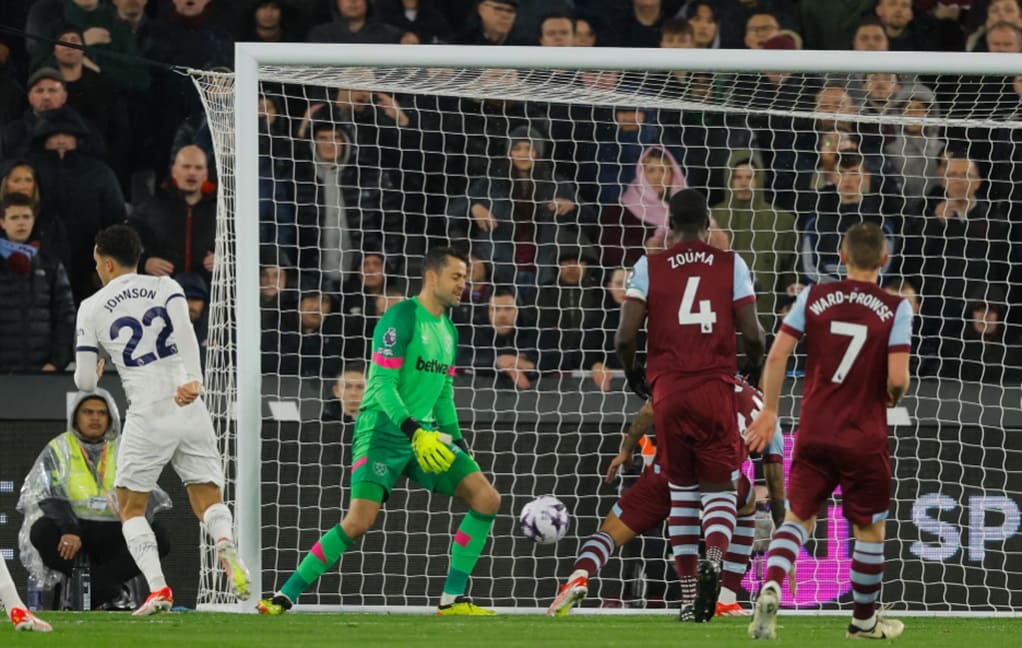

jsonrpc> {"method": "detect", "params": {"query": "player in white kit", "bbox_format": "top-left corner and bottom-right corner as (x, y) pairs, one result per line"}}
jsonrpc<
(73, 225), (249, 615)
(0, 556), (51, 632)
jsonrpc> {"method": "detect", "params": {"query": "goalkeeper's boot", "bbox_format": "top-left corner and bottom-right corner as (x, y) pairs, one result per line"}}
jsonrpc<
(846, 614), (904, 640)
(255, 593), (293, 616)
(132, 586), (174, 617)
(692, 559), (722, 623)
(716, 600), (749, 617)
(436, 596), (496, 616)
(216, 540), (252, 601)
(9, 608), (52, 633)
(748, 583), (780, 640)
(546, 575), (588, 617)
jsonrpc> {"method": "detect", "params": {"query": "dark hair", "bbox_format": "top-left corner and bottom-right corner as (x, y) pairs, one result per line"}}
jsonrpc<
(837, 151), (865, 170)
(684, 1), (716, 21)
(540, 11), (574, 30)
(54, 24), (85, 42)
(491, 284), (517, 300)
(842, 222), (887, 270)
(856, 15), (886, 32)
(422, 246), (468, 278)
(339, 360), (366, 377)
(0, 192), (36, 216)
(663, 17), (694, 37)
(668, 188), (710, 233)
(95, 225), (143, 269)
(383, 278), (407, 297)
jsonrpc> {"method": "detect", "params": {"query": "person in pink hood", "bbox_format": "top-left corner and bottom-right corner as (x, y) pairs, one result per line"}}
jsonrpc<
(601, 146), (687, 268)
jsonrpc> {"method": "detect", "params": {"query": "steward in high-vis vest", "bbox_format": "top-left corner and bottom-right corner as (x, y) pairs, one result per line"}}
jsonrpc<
(17, 389), (172, 610)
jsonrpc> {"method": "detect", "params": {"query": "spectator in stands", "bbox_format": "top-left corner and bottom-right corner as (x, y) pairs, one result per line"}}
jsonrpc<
(0, 193), (74, 373)
(448, 125), (596, 291)
(257, 95), (296, 252)
(535, 247), (603, 373)
(327, 361), (367, 422)
(455, 0), (519, 45)
(28, 106), (126, 303)
(573, 15), (599, 46)
(129, 145), (217, 284)
(1, 68), (85, 159)
(338, 250), (387, 361)
(375, 0), (453, 43)
(457, 285), (538, 390)
(800, 152), (896, 284)
(906, 155), (1014, 345)
(145, 0), (233, 173)
(601, 146), (686, 269)
(260, 245), (297, 350)
(375, 279), (407, 316)
(293, 113), (399, 285)
(262, 279), (343, 378)
(47, 26), (131, 188)
(538, 12), (574, 46)
(852, 15), (890, 50)
(711, 152), (798, 333)
(875, 0), (938, 51)
(176, 272), (210, 365)
(582, 267), (628, 392)
(798, 0), (874, 50)
(620, 0), (667, 48)
(0, 159), (70, 273)
(986, 19), (1022, 51)
(111, 0), (150, 37)
(684, 2), (719, 48)
(17, 389), (171, 611)
(307, 0), (401, 43)
(661, 16), (695, 49)
(965, 0), (1022, 51)
(885, 86), (945, 212)
(744, 11), (781, 48)
(28, 0), (149, 92)
(943, 286), (1022, 383)
(242, 0), (305, 43)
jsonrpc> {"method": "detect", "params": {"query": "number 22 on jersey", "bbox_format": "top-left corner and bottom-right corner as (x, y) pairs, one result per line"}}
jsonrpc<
(110, 306), (178, 368)
(677, 276), (717, 333)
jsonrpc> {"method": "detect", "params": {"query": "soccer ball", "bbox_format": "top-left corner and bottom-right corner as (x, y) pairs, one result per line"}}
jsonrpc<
(519, 496), (569, 545)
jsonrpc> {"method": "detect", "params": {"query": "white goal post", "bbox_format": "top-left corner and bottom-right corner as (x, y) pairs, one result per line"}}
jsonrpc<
(192, 43), (1022, 613)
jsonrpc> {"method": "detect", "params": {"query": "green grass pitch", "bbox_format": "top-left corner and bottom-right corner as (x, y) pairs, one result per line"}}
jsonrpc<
(9, 612), (1022, 647)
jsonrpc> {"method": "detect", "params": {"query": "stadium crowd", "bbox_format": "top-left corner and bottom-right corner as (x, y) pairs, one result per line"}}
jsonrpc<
(0, 0), (1019, 397)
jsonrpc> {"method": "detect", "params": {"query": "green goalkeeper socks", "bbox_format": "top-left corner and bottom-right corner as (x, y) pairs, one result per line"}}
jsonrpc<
(280, 524), (355, 602)
(443, 510), (496, 597)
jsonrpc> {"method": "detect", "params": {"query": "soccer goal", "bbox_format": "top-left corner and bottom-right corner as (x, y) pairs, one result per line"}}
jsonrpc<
(193, 44), (1021, 614)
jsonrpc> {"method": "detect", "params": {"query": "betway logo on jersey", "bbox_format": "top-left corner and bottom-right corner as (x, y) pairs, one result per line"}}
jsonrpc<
(415, 357), (451, 375)
(668, 250), (715, 269)
(103, 287), (158, 313)
(808, 290), (893, 321)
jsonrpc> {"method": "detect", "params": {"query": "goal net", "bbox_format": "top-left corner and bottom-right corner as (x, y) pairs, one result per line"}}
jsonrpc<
(193, 45), (1021, 613)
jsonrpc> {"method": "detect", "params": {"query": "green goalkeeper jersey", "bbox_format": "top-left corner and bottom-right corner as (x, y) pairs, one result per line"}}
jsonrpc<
(356, 297), (461, 442)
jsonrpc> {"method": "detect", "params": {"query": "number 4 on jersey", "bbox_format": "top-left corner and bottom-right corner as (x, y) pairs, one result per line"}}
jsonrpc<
(677, 277), (717, 333)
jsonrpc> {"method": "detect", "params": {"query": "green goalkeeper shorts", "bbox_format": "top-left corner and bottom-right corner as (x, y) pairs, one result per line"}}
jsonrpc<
(349, 413), (480, 501)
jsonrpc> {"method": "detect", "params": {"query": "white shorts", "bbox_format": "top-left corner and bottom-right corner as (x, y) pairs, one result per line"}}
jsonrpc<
(115, 398), (225, 492)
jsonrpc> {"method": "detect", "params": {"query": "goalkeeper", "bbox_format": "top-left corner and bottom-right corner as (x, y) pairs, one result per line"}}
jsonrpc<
(258, 247), (501, 616)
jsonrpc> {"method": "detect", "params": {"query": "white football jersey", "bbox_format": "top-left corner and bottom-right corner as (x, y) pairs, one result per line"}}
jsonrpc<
(76, 273), (196, 406)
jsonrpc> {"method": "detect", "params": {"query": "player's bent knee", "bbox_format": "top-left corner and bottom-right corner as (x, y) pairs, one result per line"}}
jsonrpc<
(469, 485), (501, 516)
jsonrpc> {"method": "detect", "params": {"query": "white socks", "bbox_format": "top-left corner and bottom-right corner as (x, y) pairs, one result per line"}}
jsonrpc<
(123, 516), (167, 591)
(0, 554), (27, 612)
(203, 503), (235, 545)
(439, 592), (458, 607)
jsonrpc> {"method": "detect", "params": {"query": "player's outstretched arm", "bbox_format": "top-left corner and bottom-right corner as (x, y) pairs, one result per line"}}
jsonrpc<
(605, 401), (654, 483)
(745, 331), (797, 453)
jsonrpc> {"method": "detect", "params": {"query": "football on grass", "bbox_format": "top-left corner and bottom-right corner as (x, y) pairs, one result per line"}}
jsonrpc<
(519, 496), (569, 545)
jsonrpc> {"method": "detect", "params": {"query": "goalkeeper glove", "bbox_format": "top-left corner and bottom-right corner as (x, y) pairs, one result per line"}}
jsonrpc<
(402, 418), (455, 474)
(624, 365), (652, 401)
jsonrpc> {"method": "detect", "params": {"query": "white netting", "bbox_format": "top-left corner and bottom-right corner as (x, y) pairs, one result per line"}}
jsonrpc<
(193, 53), (1021, 612)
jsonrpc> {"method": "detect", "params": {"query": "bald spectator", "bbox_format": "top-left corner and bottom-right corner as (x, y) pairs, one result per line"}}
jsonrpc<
(744, 11), (780, 49)
(27, 106), (126, 303)
(986, 20), (1022, 51)
(308, 0), (402, 43)
(128, 145), (217, 284)
(538, 12), (574, 46)
(455, 0), (520, 45)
